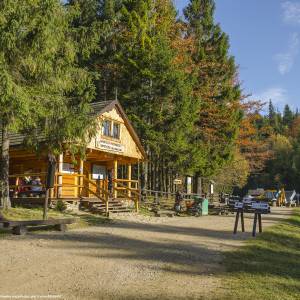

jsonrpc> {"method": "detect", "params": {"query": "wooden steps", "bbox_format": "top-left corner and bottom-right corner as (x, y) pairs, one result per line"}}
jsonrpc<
(81, 198), (133, 214)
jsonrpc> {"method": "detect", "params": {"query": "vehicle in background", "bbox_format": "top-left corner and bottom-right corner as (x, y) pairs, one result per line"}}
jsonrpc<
(285, 190), (297, 207)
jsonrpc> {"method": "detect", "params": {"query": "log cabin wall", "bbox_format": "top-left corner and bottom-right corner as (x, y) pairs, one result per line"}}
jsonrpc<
(7, 101), (145, 202)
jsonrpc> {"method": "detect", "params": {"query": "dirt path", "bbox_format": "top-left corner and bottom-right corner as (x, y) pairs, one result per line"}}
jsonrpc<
(0, 207), (293, 300)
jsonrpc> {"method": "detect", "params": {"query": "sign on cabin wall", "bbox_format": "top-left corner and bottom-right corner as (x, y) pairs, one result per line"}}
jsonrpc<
(95, 138), (124, 153)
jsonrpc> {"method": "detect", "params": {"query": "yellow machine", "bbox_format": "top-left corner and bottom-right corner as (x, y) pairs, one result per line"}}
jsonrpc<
(276, 188), (286, 206)
(257, 188), (286, 207)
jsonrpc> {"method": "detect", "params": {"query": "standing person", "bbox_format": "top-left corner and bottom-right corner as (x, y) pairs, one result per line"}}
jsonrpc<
(174, 189), (184, 214)
(107, 170), (113, 197)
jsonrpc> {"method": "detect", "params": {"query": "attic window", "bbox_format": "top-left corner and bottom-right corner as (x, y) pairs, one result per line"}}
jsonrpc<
(101, 119), (121, 140)
(102, 120), (111, 137)
(113, 123), (120, 139)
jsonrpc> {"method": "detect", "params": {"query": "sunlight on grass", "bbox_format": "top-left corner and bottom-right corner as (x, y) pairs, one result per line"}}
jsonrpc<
(0, 207), (110, 235)
(220, 210), (300, 300)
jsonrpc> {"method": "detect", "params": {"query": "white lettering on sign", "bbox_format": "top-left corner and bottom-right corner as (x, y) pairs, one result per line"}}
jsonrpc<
(251, 202), (269, 210)
(95, 139), (124, 153)
(234, 202), (244, 209)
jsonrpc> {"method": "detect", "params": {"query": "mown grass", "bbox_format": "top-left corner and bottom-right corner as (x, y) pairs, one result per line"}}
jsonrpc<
(220, 210), (300, 300)
(139, 206), (156, 217)
(0, 206), (110, 235)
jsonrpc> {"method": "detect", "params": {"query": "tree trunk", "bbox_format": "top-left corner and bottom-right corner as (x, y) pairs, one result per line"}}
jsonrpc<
(142, 161), (148, 191)
(0, 121), (11, 210)
(196, 175), (202, 196)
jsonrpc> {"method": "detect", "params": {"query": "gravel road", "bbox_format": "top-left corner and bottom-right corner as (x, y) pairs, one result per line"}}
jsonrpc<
(0, 207), (292, 300)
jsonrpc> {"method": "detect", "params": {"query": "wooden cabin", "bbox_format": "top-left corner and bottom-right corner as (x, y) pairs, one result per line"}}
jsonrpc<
(4, 100), (146, 213)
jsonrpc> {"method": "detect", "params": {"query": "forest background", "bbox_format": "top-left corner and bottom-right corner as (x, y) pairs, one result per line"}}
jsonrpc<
(1, 0), (300, 203)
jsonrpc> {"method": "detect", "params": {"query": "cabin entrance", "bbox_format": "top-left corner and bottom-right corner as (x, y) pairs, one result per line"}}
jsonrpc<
(91, 164), (107, 180)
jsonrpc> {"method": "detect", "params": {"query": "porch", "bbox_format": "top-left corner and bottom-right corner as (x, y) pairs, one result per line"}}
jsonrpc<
(8, 150), (141, 214)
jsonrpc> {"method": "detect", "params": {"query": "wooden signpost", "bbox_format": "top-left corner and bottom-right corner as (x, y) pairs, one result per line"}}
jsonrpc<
(233, 201), (270, 237)
(233, 202), (245, 234)
(251, 202), (269, 237)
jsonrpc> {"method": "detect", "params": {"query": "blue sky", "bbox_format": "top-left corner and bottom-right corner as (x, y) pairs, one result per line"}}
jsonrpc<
(174, 0), (300, 112)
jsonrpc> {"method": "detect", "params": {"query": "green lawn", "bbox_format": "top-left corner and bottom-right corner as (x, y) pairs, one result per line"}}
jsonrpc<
(221, 210), (300, 300)
(0, 206), (110, 235)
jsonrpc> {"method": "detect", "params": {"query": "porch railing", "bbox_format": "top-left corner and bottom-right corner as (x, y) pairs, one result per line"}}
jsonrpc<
(114, 179), (140, 212)
(8, 172), (140, 213)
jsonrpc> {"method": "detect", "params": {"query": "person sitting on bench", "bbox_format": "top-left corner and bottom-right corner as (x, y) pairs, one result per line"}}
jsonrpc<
(31, 176), (43, 192)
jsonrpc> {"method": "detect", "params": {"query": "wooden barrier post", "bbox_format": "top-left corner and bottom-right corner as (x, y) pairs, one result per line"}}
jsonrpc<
(252, 213), (258, 237)
(241, 211), (245, 232)
(233, 210), (240, 234)
(258, 213), (262, 233)
(233, 208), (245, 234)
(252, 212), (263, 237)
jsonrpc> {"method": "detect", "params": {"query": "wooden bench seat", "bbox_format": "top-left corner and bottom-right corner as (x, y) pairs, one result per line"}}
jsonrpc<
(1, 218), (76, 235)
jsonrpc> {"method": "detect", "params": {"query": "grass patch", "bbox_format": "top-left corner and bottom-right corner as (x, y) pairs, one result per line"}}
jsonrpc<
(139, 206), (156, 217)
(220, 210), (300, 300)
(1, 206), (72, 221)
(0, 207), (110, 234)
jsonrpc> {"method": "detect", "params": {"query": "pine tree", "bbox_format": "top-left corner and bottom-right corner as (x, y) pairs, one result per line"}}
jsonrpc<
(268, 100), (276, 123)
(283, 104), (294, 128)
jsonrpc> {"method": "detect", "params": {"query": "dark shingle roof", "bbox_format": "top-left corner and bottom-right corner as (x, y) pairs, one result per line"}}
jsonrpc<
(0, 100), (116, 147)
(90, 100), (115, 115)
(0, 100), (146, 158)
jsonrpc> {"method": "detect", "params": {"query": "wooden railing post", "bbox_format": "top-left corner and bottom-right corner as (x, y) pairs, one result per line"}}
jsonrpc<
(58, 153), (63, 198)
(96, 178), (101, 195)
(14, 177), (19, 197)
(135, 196), (139, 213)
(127, 164), (132, 198)
(79, 159), (84, 197)
(114, 160), (118, 199)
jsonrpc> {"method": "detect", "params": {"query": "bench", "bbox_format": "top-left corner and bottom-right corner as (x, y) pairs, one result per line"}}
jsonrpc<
(1, 218), (76, 235)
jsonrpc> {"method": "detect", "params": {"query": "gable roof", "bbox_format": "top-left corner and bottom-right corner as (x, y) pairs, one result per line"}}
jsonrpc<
(0, 100), (146, 158)
(92, 100), (146, 158)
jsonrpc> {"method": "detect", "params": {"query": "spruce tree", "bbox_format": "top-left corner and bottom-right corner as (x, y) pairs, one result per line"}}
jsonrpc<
(184, 0), (242, 177)
(283, 104), (294, 128)
(0, 0), (95, 209)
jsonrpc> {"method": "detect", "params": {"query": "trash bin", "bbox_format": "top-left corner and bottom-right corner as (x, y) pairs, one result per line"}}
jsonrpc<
(201, 198), (209, 215)
(193, 196), (209, 216)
